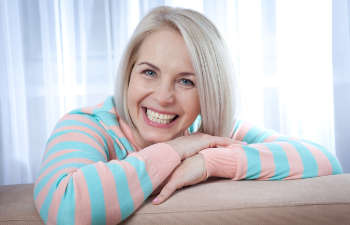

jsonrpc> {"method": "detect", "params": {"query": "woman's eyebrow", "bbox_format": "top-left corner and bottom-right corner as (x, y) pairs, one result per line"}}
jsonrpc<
(177, 72), (195, 77)
(137, 61), (195, 76)
(137, 62), (160, 71)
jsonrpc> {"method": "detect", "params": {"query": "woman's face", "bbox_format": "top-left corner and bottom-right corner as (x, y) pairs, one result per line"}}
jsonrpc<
(127, 28), (200, 148)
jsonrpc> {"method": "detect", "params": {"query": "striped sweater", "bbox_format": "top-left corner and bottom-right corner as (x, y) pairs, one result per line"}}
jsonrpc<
(34, 96), (343, 225)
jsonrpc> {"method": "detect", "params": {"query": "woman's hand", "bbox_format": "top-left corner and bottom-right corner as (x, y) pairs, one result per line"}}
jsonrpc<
(166, 133), (243, 160)
(152, 153), (207, 205)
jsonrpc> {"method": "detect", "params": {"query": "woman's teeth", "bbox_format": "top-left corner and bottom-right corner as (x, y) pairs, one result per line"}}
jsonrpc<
(146, 109), (176, 124)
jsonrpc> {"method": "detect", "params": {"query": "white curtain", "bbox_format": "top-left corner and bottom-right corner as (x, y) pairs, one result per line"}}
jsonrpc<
(333, 0), (350, 173)
(0, 0), (347, 185)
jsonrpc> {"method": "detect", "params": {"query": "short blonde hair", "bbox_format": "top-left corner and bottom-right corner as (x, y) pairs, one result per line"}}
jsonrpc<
(114, 6), (237, 137)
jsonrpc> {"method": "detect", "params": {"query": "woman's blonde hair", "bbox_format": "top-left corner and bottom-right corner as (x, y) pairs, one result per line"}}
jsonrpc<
(114, 6), (237, 137)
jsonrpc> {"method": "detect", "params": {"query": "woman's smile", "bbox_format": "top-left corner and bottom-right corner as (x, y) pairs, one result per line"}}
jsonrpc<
(142, 107), (178, 128)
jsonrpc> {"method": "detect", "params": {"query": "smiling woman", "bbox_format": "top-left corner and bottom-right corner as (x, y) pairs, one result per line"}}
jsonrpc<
(33, 6), (343, 225)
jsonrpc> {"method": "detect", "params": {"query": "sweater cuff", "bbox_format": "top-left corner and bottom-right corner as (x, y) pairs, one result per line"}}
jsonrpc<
(199, 148), (239, 179)
(137, 143), (181, 187)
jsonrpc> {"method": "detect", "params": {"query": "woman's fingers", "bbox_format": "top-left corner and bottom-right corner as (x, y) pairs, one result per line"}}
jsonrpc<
(152, 181), (178, 205)
(152, 164), (184, 204)
(209, 136), (246, 148)
(152, 154), (207, 205)
(166, 133), (248, 160)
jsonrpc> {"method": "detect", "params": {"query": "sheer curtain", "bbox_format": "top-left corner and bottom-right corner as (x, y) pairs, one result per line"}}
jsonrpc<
(333, 0), (350, 173)
(0, 0), (346, 185)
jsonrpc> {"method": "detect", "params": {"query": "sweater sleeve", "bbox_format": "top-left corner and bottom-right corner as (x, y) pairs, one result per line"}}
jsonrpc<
(200, 120), (343, 180)
(33, 113), (181, 225)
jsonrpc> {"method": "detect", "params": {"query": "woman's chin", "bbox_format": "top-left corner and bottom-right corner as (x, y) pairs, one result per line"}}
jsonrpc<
(142, 133), (179, 145)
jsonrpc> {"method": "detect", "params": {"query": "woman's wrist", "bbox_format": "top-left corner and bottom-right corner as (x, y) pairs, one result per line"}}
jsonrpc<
(164, 140), (184, 160)
(198, 151), (210, 179)
(195, 153), (208, 180)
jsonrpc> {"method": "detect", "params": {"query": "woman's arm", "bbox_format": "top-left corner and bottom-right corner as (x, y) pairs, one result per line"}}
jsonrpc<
(200, 121), (343, 180)
(33, 113), (181, 225)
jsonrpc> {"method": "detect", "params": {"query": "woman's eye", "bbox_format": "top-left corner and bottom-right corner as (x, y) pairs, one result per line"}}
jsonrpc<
(179, 78), (195, 87)
(142, 69), (156, 77)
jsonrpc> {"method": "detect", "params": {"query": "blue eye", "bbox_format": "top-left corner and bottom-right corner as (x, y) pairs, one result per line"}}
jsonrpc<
(179, 78), (195, 87)
(143, 70), (156, 77)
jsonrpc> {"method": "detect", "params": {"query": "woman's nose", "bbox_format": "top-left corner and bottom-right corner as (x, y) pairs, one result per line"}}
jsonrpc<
(153, 80), (175, 106)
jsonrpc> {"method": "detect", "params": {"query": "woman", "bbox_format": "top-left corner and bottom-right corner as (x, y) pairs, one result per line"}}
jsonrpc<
(34, 6), (342, 225)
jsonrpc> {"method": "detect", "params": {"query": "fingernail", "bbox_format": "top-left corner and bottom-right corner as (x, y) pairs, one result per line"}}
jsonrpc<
(152, 197), (159, 204)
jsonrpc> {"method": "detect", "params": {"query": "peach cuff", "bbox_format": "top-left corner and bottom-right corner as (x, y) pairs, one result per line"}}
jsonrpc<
(137, 143), (181, 187)
(199, 148), (239, 179)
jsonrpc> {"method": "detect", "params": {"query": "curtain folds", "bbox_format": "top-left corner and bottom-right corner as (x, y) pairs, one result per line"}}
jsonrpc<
(0, 0), (32, 184)
(332, 0), (350, 173)
(0, 0), (346, 185)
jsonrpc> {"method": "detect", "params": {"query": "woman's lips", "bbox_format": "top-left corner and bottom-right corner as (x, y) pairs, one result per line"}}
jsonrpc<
(142, 107), (178, 128)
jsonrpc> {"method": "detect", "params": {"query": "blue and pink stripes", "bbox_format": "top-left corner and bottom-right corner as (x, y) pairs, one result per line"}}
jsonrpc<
(34, 96), (342, 225)
(34, 97), (181, 224)
(201, 122), (342, 181)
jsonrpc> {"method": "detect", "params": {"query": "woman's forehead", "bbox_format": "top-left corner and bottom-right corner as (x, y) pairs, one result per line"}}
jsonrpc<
(135, 29), (195, 72)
